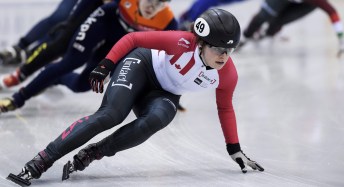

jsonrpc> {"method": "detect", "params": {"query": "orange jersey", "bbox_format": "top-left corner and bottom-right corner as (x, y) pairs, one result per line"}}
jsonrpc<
(118, 0), (174, 31)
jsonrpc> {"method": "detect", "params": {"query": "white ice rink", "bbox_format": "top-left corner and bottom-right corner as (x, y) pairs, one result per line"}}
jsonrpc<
(0, 0), (344, 186)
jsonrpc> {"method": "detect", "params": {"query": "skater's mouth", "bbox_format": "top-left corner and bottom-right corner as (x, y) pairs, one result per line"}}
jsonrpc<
(145, 10), (152, 15)
(215, 61), (225, 65)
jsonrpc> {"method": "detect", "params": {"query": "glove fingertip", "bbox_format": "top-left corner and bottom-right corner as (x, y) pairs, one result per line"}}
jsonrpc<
(258, 168), (264, 171)
(256, 163), (264, 172)
(100, 81), (104, 93)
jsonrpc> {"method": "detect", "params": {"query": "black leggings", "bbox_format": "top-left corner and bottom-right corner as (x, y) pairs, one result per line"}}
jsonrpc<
(44, 48), (180, 161)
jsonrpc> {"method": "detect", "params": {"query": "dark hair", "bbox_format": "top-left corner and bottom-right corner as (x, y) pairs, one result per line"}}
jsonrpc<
(189, 22), (207, 48)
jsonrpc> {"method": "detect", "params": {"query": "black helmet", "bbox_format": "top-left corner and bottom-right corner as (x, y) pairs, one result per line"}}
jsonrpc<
(193, 8), (241, 48)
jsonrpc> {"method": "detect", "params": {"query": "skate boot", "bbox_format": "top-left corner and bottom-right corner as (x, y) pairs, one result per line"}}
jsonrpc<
(62, 143), (103, 180)
(236, 31), (267, 51)
(0, 97), (17, 113)
(0, 68), (26, 90)
(0, 45), (26, 65)
(7, 152), (53, 186)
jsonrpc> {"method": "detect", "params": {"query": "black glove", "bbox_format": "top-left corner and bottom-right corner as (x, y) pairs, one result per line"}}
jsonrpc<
(227, 143), (264, 173)
(89, 59), (115, 93)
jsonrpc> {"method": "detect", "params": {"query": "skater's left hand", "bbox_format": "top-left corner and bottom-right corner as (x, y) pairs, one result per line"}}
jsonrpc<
(226, 143), (264, 173)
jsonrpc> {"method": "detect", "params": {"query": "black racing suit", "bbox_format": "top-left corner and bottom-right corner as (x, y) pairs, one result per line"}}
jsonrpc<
(44, 48), (180, 161)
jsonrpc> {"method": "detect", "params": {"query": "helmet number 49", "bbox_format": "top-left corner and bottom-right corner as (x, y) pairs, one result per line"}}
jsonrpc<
(193, 18), (210, 37)
(195, 21), (205, 33)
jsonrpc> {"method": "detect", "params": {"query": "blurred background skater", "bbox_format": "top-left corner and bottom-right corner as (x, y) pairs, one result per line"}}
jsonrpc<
(0, 0), (110, 90)
(178, 0), (247, 30)
(0, 0), (177, 114)
(238, 0), (344, 57)
(0, 0), (78, 66)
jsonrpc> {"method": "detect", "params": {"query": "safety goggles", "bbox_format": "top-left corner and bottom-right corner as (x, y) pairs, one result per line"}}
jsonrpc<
(206, 42), (235, 56)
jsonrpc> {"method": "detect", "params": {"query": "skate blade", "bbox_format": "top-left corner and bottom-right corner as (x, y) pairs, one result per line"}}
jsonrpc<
(177, 104), (186, 112)
(62, 161), (72, 181)
(6, 173), (31, 186)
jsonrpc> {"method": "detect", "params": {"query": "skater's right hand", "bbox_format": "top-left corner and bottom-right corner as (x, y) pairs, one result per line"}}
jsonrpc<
(89, 59), (115, 93)
(226, 143), (264, 173)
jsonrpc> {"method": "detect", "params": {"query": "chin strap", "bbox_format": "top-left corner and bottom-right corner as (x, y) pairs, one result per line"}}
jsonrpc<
(198, 45), (213, 70)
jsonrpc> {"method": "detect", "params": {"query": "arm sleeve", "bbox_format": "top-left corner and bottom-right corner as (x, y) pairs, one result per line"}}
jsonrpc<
(165, 18), (179, 30)
(304, 0), (339, 22)
(304, 0), (343, 34)
(216, 58), (239, 144)
(183, 0), (244, 21)
(105, 31), (194, 64)
(67, 0), (104, 25)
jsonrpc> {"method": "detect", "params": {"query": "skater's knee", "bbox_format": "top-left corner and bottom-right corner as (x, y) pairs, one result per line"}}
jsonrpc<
(93, 108), (126, 130)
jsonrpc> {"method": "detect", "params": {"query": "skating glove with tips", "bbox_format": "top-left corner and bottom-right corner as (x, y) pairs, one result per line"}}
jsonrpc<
(89, 59), (115, 93)
(226, 143), (264, 173)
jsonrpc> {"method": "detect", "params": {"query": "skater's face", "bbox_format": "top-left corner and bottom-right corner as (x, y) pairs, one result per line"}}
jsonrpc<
(201, 42), (233, 70)
(139, 0), (167, 19)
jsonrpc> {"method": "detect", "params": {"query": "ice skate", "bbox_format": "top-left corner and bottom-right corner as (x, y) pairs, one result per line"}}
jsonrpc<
(0, 45), (26, 65)
(7, 167), (34, 186)
(0, 97), (17, 113)
(177, 102), (186, 112)
(236, 31), (266, 51)
(62, 143), (103, 181)
(7, 152), (53, 186)
(0, 68), (25, 90)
